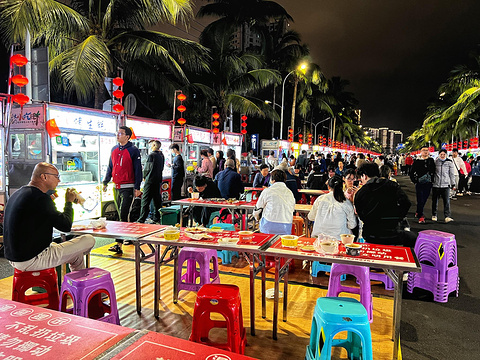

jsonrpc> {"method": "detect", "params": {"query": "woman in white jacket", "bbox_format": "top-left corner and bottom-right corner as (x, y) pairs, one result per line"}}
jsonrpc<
(254, 169), (295, 234)
(308, 175), (357, 240)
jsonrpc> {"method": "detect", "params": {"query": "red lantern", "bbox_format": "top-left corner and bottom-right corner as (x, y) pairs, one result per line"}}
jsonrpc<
(212, 112), (220, 120)
(213, 128), (219, 134)
(241, 115), (247, 121)
(241, 122), (247, 127)
(241, 129), (247, 134)
(11, 74), (29, 87)
(112, 89), (124, 98)
(177, 105), (186, 113)
(12, 93), (29, 106)
(212, 120), (219, 127)
(177, 93), (187, 101)
(113, 104), (124, 112)
(177, 117), (186, 125)
(10, 54), (28, 67)
(112, 77), (124, 86)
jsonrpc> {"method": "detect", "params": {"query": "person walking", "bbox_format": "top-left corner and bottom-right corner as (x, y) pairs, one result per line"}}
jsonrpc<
(137, 140), (164, 224)
(102, 126), (142, 255)
(410, 146), (435, 224)
(451, 148), (467, 198)
(432, 149), (456, 223)
(170, 144), (185, 201)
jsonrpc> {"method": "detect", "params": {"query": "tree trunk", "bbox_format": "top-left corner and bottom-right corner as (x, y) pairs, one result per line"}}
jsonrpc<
(290, 77), (298, 137)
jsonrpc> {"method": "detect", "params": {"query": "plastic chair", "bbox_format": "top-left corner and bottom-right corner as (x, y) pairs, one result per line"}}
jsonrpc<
(59, 267), (119, 324)
(12, 268), (59, 310)
(190, 284), (246, 354)
(407, 230), (459, 302)
(177, 247), (220, 298)
(311, 262), (346, 281)
(326, 264), (373, 323)
(210, 223), (239, 265)
(292, 216), (305, 236)
(305, 297), (373, 360)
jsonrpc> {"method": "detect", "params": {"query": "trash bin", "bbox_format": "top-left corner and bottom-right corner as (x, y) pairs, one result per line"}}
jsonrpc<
(159, 205), (182, 225)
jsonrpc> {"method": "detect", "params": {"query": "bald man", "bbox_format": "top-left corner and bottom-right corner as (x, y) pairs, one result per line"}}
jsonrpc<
(4, 162), (95, 272)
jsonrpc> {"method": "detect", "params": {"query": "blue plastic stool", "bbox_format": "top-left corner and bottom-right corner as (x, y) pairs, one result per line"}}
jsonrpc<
(311, 262), (346, 281)
(305, 297), (373, 360)
(210, 223), (239, 265)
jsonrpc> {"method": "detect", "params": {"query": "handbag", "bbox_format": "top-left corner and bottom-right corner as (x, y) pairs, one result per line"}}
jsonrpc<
(253, 206), (263, 221)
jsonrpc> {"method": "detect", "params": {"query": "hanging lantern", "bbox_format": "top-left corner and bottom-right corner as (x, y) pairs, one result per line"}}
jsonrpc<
(212, 120), (220, 127)
(213, 128), (219, 134)
(241, 115), (247, 121)
(241, 122), (247, 127)
(177, 93), (187, 101)
(177, 117), (186, 125)
(112, 77), (124, 86)
(177, 105), (186, 113)
(112, 89), (124, 98)
(241, 129), (247, 134)
(12, 93), (29, 106)
(11, 74), (29, 87)
(113, 103), (124, 112)
(10, 54), (28, 67)
(212, 112), (220, 120)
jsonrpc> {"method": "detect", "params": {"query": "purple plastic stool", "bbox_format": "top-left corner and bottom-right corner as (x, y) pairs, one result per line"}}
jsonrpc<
(370, 271), (395, 291)
(407, 230), (459, 302)
(326, 264), (373, 323)
(60, 267), (119, 325)
(177, 247), (220, 297)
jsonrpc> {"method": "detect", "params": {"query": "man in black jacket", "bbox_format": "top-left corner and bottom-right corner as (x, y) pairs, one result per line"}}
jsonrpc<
(138, 140), (164, 223)
(187, 175), (222, 226)
(409, 146), (436, 224)
(170, 143), (185, 200)
(354, 162), (415, 247)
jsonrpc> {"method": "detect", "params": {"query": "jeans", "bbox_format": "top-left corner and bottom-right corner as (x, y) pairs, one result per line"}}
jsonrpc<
(113, 187), (134, 244)
(432, 187), (451, 218)
(415, 182), (433, 217)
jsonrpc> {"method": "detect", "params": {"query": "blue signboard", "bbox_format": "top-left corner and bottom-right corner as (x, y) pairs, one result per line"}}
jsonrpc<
(251, 134), (259, 155)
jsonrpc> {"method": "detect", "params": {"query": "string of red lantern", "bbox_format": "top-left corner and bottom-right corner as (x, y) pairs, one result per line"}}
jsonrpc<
(240, 114), (247, 134)
(288, 127), (293, 142)
(212, 110), (220, 133)
(112, 76), (124, 112)
(10, 53), (30, 108)
(177, 93), (187, 125)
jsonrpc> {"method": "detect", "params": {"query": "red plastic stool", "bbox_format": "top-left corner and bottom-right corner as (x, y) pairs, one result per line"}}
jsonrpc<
(190, 284), (247, 354)
(292, 216), (305, 236)
(12, 268), (59, 310)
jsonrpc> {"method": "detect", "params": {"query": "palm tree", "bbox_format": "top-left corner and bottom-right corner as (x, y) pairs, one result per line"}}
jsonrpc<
(0, 0), (210, 108)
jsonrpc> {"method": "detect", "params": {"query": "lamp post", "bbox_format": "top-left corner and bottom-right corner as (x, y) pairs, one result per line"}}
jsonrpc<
(469, 118), (479, 139)
(313, 117), (331, 145)
(265, 100), (282, 139)
(280, 63), (307, 140)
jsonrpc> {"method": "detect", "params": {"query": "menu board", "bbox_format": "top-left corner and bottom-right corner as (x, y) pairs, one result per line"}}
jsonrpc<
(0, 299), (134, 360)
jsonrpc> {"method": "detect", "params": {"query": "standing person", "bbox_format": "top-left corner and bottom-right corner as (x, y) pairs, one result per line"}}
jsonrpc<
(196, 150), (214, 178)
(227, 148), (241, 173)
(137, 140), (164, 224)
(213, 150), (225, 177)
(267, 150), (278, 170)
(215, 159), (244, 199)
(4, 162), (95, 272)
(170, 143), (185, 201)
(405, 154), (414, 175)
(410, 146), (436, 224)
(207, 148), (217, 170)
(432, 149), (456, 223)
(400, 154), (406, 175)
(103, 126), (142, 255)
(306, 154), (317, 173)
(297, 150), (308, 171)
(451, 149), (467, 197)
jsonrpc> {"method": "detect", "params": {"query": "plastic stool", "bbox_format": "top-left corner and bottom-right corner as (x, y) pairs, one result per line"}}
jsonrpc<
(177, 247), (220, 297)
(370, 271), (394, 290)
(407, 230), (459, 302)
(59, 267), (119, 324)
(292, 216), (305, 236)
(190, 284), (246, 354)
(306, 297), (373, 360)
(12, 268), (59, 310)
(210, 224), (239, 265)
(326, 264), (373, 323)
(311, 262), (346, 281)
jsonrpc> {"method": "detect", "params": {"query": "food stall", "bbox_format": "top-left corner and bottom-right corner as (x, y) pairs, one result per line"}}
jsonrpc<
(184, 126), (212, 189)
(260, 139), (291, 164)
(125, 116), (173, 203)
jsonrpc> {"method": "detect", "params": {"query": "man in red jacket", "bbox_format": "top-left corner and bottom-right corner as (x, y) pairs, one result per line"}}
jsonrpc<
(103, 126), (142, 255)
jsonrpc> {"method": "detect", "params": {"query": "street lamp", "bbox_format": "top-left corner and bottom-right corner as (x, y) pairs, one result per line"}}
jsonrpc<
(312, 117), (331, 145)
(265, 100), (282, 139)
(280, 63), (307, 140)
(469, 118), (479, 139)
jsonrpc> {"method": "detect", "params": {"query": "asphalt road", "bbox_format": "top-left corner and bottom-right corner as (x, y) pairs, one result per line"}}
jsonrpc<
(396, 175), (480, 360)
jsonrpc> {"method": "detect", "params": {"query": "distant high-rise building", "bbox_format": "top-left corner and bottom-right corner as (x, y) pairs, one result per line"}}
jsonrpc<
(379, 127), (389, 149)
(231, 18), (288, 52)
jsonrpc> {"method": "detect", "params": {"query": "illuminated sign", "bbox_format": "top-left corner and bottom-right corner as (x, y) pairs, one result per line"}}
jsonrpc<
(48, 105), (116, 133)
(189, 128), (211, 143)
(224, 133), (241, 146)
(10, 105), (45, 129)
(126, 119), (171, 139)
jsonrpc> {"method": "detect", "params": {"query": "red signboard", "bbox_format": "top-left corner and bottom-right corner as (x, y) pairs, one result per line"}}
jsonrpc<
(110, 330), (257, 360)
(0, 299), (134, 360)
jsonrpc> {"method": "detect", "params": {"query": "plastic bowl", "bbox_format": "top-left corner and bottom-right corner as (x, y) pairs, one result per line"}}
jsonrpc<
(345, 243), (362, 256)
(340, 234), (355, 245)
(164, 230), (180, 241)
(238, 230), (254, 242)
(281, 235), (298, 248)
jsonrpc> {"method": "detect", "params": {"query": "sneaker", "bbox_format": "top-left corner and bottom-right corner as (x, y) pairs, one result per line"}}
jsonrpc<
(123, 240), (133, 246)
(418, 216), (426, 224)
(108, 244), (123, 255)
(456, 193), (463, 197)
(445, 217), (454, 223)
(432, 215), (437, 222)
(466, 191), (472, 195)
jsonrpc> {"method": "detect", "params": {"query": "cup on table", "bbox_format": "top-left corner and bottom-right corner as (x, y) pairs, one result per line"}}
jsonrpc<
(164, 229), (180, 241)
(238, 230), (254, 242)
(191, 192), (200, 199)
(345, 243), (362, 256)
(320, 241), (338, 253)
(340, 234), (355, 245)
(281, 235), (298, 248)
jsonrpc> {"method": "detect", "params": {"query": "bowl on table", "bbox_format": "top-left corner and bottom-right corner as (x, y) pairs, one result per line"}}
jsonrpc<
(191, 192), (200, 199)
(340, 234), (355, 245)
(345, 243), (362, 256)
(238, 230), (254, 242)
(281, 235), (298, 248)
(164, 229), (180, 241)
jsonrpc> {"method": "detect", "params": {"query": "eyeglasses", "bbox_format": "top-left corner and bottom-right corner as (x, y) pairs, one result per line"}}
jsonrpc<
(117, 132), (127, 136)
(43, 173), (61, 179)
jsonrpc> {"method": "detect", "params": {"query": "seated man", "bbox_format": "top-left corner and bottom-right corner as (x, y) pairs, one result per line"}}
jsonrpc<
(307, 165), (328, 190)
(4, 162), (95, 272)
(253, 164), (271, 188)
(187, 175), (222, 226)
(215, 159), (244, 199)
(354, 162), (415, 247)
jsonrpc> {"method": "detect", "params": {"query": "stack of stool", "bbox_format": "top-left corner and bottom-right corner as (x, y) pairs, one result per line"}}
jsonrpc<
(326, 264), (373, 322)
(291, 216), (305, 236)
(177, 248), (220, 298)
(12, 268), (59, 310)
(407, 230), (459, 302)
(190, 284), (246, 354)
(59, 267), (120, 324)
(210, 223), (239, 265)
(306, 297), (373, 360)
(311, 262), (346, 281)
